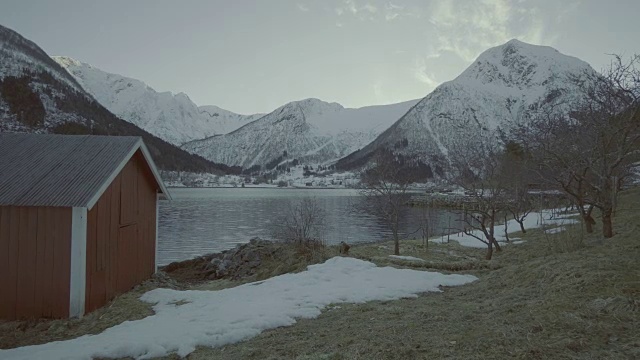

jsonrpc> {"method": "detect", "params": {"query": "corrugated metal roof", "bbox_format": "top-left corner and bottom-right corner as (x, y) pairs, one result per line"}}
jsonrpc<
(0, 133), (144, 207)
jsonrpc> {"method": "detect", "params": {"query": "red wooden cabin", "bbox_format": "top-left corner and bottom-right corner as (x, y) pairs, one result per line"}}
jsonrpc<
(0, 133), (170, 319)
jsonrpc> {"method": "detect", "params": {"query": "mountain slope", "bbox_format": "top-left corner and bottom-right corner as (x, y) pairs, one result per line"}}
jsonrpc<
(337, 39), (598, 175)
(52, 56), (263, 145)
(182, 98), (419, 168)
(0, 24), (234, 174)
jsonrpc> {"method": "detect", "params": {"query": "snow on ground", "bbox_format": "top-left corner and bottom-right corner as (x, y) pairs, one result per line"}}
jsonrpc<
(1, 257), (477, 360)
(432, 210), (580, 248)
(544, 227), (566, 234)
(389, 255), (426, 262)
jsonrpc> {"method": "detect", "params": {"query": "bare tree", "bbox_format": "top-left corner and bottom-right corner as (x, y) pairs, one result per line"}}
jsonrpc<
(418, 205), (437, 251)
(509, 55), (640, 238)
(357, 151), (414, 255)
(271, 198), (327, 245)
(447, 140), (508, 260)
(500, 141), (534, 234)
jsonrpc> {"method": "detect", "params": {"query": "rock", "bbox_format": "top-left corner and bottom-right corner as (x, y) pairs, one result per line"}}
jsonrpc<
(207, 258), (221, 270)
(151, 271), (181, 289)
(339, 241), (351, 255)
(163, 238), (286, 283)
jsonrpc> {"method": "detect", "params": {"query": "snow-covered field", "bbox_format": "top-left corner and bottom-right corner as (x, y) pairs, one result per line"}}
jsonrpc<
(433, 209), (580, 248)
(1, 257), (477, 360)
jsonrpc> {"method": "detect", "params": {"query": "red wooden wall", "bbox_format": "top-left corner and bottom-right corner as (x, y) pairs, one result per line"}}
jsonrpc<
(85, 151), (158, 313)
(0, 206), (72, 319)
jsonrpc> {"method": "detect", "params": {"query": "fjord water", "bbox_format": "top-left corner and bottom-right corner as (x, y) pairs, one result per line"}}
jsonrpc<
(158, 188), (460, 265)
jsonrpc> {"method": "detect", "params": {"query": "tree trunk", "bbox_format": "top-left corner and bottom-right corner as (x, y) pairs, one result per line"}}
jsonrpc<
(578, 204), (595, 233)
(393, 230), (400, 255)
(504, 214), (510, 243)
(518, 220), (526, 233)
(583, 215), (595, 233)
(486, 240), (493, 260)
(602, 207), (613, 238)
(490, 209), (501, 252)
(491, 236), (502, 252)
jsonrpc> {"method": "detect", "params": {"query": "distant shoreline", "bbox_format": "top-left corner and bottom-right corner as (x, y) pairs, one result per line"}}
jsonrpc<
(166, 186), (357, 190)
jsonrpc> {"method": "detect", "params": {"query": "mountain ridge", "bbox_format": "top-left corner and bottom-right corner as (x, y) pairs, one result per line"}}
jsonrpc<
(181, 97), (420, 168)
(0, 24), (236, 174)
(52, 56), (264, 145)
(336, 39), (599, 176)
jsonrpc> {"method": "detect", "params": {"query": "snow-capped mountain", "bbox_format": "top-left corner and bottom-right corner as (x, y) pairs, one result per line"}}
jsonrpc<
(52, 56), (263, 145)
(181, 98), (420, 168)
(0, 27), (86, 96)
(337, 39), (598, 175)
(0, 24), (229, 174)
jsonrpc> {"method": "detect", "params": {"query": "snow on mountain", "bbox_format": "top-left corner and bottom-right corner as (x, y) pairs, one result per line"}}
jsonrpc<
(52, 56), (263, 145)
(0, 24), (229, 174)
(0, 27), (86, 95)
(337, 39), (598, 174)
(181, 97), (419, 168)
(198, 104), (264, 135)
(0, 25), (98, 134)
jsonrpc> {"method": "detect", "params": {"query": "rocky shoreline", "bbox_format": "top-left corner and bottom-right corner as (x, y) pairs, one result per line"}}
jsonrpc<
(161, 238), (329, 284)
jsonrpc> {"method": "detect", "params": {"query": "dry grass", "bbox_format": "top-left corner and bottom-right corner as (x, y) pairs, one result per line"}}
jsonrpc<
(0, 281), (156, 349)
(175, 188), (640, 360)
(2, 189), (639, 360)
(0, 241), (333, 350)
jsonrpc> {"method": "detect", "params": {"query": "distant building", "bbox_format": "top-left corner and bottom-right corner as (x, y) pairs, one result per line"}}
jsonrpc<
(0, 134), (170, 319)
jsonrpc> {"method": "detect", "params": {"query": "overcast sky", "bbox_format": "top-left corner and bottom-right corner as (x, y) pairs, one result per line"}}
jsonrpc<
(1, 0), (638, 114)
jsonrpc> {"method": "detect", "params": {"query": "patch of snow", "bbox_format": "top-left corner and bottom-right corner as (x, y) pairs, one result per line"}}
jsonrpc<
(1, 257), (477, 360)
(544, 227), (566, 234)
(432, 209), (579, 248)
(389, 255), (426, 262)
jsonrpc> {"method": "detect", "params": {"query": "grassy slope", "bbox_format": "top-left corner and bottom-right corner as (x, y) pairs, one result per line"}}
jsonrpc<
(1, 190), (638, 359)
(186, 188), (640, 360)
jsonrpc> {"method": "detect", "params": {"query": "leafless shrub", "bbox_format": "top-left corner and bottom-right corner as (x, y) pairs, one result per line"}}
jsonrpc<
(357, 151), (414, 255)
(271, 197), (327, 249)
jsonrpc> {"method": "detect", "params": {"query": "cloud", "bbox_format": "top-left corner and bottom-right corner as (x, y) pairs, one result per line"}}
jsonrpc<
(384, 2), (422, 22)
(334, 0), (420, 22)
(345, 0), (358, 14)
(426, 0), (553, 62)
(362, 3), (378, 13)
(296, 3), (310, 12)
(385, 13), (399, 21)
(334, 0), (381, 21)
(413, 57), (439, 90)
(373, 82), (385, 100)
(386, 2), (403, 11)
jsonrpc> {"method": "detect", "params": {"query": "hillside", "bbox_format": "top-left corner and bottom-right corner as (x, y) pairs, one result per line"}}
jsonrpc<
(0, 24), (234, 174)
(337, 39), (598, 177)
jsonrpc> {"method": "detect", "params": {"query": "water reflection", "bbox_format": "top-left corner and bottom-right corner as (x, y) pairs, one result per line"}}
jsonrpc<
(158, 188), (460, 265)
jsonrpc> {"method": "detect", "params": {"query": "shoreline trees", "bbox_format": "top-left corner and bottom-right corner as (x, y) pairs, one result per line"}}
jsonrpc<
(508, 55), (640, 238)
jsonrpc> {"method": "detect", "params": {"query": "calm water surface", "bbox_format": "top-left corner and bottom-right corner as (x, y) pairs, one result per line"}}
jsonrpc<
(158, 188), (460, 265)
